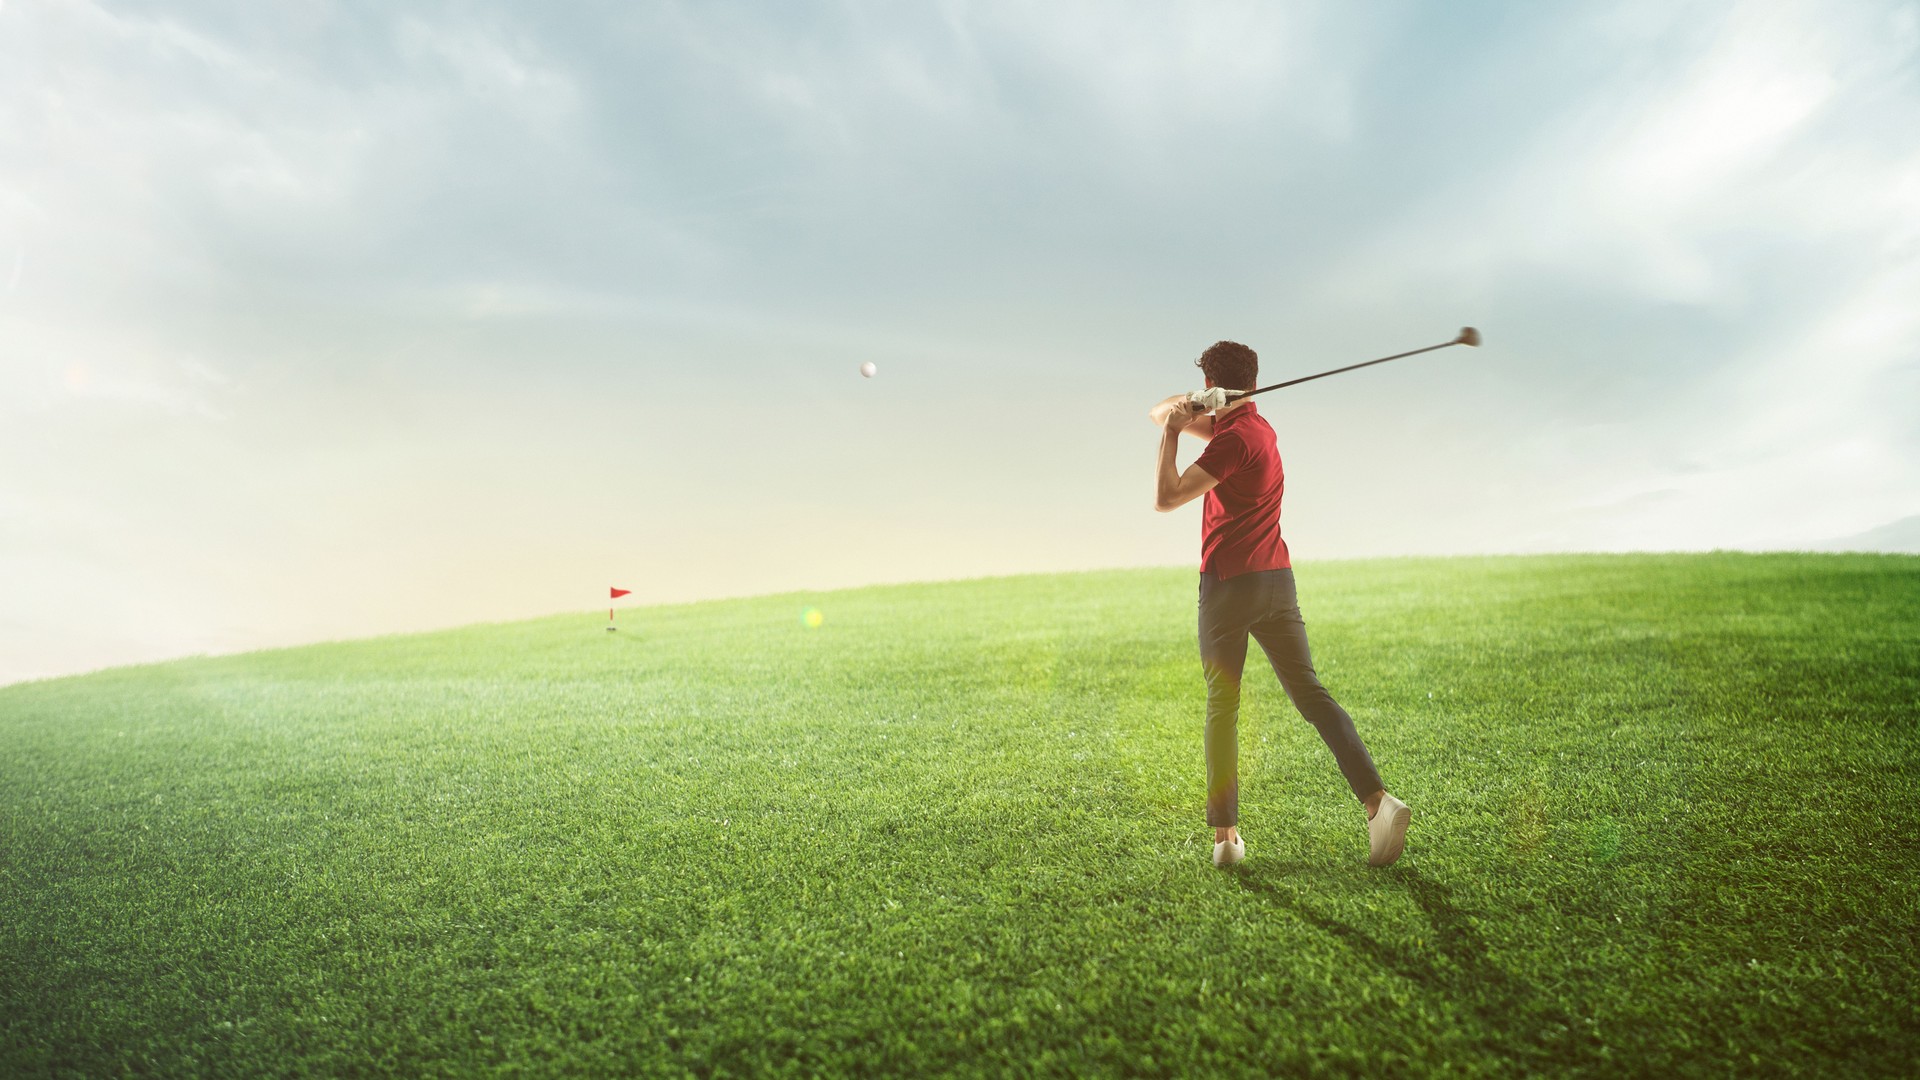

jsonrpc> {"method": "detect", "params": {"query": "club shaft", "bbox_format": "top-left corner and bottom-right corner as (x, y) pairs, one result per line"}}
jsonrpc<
(1238, 339), (1460, 398)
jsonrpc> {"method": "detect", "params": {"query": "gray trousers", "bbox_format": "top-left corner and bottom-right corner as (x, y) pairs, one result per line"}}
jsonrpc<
(1198, 568), (1383, 827)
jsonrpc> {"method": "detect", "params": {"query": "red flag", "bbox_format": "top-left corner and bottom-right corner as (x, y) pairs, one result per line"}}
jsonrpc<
(610, 587), (631, 599)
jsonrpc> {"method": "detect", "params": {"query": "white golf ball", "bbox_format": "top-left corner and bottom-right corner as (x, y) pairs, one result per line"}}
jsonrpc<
(860, 362), (877, 378)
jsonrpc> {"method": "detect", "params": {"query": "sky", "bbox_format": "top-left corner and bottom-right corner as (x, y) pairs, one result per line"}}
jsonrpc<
(2, 0), (1917, 685)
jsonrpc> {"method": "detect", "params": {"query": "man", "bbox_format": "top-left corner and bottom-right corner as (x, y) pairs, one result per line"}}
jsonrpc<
(1149, 340), (1411, 868)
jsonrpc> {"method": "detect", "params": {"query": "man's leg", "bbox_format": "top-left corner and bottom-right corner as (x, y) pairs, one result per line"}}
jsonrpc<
(1247, 569), (1384, 806)
(1198, 572), (1255, 835)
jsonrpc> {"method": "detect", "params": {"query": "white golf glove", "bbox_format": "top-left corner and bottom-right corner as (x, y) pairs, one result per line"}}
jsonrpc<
(1186, 386), (1236, 413)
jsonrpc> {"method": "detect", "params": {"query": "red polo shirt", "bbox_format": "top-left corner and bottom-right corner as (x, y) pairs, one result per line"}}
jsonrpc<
(1192, 401), (1291, 578)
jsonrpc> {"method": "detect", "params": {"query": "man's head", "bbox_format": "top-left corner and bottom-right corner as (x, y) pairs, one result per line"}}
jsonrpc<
(1196, 341), (1258, 392)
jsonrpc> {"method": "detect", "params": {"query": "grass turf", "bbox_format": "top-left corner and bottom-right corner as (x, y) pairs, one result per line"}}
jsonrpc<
(2, 553), (1917, 1077)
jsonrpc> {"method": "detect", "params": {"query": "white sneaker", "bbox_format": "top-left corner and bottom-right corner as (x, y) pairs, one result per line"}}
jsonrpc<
(1367, 793), (1411, 867)
(1212, 837), (1245, 867)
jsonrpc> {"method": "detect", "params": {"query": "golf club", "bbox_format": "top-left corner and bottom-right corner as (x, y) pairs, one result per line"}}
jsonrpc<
(1231, 326), (1481, 399)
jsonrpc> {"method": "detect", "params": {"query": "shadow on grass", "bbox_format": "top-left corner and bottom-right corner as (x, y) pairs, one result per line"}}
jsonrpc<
(1233, 861), (1606, 1071)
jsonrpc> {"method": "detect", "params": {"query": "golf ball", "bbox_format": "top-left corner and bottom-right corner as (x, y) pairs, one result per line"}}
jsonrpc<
(860, 362), (877, 378)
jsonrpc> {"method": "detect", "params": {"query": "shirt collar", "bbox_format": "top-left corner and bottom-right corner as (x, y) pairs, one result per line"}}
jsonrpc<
(1215, 399), (1259, 425)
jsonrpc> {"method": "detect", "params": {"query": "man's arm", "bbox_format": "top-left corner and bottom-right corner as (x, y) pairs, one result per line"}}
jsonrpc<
(1148, 395), (1213, 441)
(1155, 405), (1221, 512)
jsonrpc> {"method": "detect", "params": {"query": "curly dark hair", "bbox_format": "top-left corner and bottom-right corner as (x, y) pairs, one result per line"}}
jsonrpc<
(1195, 341), (1258, 391)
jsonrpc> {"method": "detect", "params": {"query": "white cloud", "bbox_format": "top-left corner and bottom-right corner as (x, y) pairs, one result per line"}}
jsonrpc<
(1295, 0), (1920, 554)
(1602, 10), (1835, 209)
(1319, 0), (1915, 302)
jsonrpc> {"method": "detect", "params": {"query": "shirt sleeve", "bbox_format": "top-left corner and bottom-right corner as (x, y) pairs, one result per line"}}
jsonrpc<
(1193, 431), (1244, 485)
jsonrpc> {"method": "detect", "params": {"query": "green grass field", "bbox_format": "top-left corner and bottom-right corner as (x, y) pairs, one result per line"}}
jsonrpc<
(3, 553), (1916, 1077)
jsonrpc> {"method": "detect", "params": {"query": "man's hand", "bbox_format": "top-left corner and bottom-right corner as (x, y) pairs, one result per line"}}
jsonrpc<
(1187, 386), (1235, 412)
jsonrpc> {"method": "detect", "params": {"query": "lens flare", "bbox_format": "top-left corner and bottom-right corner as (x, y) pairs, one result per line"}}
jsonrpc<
(801, 607), (824, 628)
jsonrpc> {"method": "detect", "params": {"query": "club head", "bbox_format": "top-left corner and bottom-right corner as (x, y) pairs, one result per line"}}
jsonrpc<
(1455, 326), (1481, 347)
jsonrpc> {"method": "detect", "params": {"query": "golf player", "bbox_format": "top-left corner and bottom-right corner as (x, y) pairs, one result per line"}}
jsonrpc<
(1150, 341), (1411, 869)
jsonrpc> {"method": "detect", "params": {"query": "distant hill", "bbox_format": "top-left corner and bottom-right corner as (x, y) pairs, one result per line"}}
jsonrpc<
(1816, 513), (1920, 553)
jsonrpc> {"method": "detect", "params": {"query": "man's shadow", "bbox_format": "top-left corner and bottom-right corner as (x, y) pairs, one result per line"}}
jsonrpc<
(1232, 860), (1604, 1068)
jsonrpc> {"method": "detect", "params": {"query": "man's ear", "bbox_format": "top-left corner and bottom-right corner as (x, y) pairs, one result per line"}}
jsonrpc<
(1204, 376), (1215, 389)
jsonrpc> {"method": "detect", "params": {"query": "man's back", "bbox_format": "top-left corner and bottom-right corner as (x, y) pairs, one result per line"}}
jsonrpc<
(1193, 402), (1290, 579)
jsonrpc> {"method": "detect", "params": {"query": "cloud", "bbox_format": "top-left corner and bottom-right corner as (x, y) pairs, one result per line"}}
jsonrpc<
(55, 353), (232, 420)
(1292, 0), (1920, 551)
